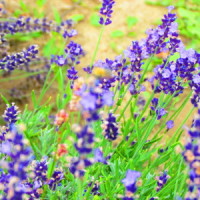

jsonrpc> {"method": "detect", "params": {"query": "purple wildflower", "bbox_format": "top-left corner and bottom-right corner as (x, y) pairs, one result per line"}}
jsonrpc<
(121, 170), (141, 199)
(65, 41), (85, 64)
(2, 103), (20, 124)
(88, 182), (101, 196)
(102, 112), (119, 141)
(94, 148), (107, 164)
(99, 0), (115, 25)
(0, 45), (39, 71)
(156, 108), (167, 120)
(70, 125), (94, 178)
(74, 126), (94, 154)
(34, 160), (48, 182)
(183, 108), (200, 199)
(151, 98), (158, 111)
(166, 120), (174, 130)
(0, 16), (76, 39)
(52, 55), (67, 66)
(124, 41), (148, 72)
(150, 98), (167, 120)
(70, 157), (93, 178)
(155, 171), (170, 191)
(0, 125), (32, 199)
(48, 170), (63, 190)
(67, 66), (78, 81)
(190, 72), (200, 107)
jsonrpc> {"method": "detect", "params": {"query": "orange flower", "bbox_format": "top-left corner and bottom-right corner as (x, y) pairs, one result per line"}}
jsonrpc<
(57, 144), (68, 158)
(54, 110), (69, 126)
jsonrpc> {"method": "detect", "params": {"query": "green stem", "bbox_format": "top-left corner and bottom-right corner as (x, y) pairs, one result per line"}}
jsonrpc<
(153, 91), (192, 140)
(0, 70), (46, 82)
(167, 106), (195, 146)
(117, 95), (134, 121)
(90, 26), (105, 68)
(77, 179), (83, 200)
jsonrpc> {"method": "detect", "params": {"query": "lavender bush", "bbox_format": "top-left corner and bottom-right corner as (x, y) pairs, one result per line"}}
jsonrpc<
(0, 1), (200, 199)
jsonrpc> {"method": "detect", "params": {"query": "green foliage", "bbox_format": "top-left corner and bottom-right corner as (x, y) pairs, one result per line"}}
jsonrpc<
(71, 14), (85, 22)
(110, 30), (125, 38)
(90, 13), (101, 26)
(126, 16), (138, 28)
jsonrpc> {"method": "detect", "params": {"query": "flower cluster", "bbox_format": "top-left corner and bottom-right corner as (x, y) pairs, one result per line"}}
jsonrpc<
(70, 125), (94, 178)
(99, 0), (115, 25)
(155, 171), (170, 192)
(142, 6), (180, 55)
(101, 112), (119, 141)
(190, 71), (200, 107)
(0, 17), (76, 38)
(52, 41), (84, 68)
(67, 66), (78, 88)
(79, 81), (114, 121)
(183, 109), (200, 199)
(0, 45), (39, 71)
(0, 125), (32, 200)
(2, 103), (20, 124)
(121, 170), (141, 200)
(150, 98), (167, 120)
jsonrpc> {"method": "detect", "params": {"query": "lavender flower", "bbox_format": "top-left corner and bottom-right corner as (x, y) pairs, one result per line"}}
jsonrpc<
(34, 160), (48, 183)
(65, 41), (85, 64)
(151, 98), (158, 111)
(79, 83), (114, 121)
(142, 6), (180, 55)
(88, 182), (101, 196)
(52, 55), (67, 66)
(67, 66), (78, 80)
(150, 99), (167, 120)
(121, 170), (141, 199)
(0, 125), (32, 199)
(70, 125), (94, 178)
(190, 71), (200, 107)
(183, 108), (200, 199)
(70, 157), (92, 178)
(156, 108), (167, 120)
(124, 41), (148, 72)
(48, 170), (63, 190)
(74, 125), (94, 154)
(52, 41), (85, 67)
(0, 45), (39, 71)
(155, 171), (170, 191)
(99, 0), (115, 25)
(2, 103), (20, 124)
(102, 112), (119, 141)
(166, 120), (174, 130)
(0, 17), (76, 39)
(94, 148), (107, 164)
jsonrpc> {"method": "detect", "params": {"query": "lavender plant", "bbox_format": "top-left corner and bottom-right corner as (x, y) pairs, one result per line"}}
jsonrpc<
(0, 1), (200, 200)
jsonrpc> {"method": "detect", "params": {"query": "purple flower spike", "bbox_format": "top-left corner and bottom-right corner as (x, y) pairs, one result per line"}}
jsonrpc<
(0, 45), (39, 71)
(99, 0), (115, 26)
(102, 112), (119, 141)
(94, 148), (107, 164)
(155, 171), (170, 191)
(166, 120), (174, 130)
(156, 108), (167, 120)
(183, 108), (200, 198)
(2, 103), (20, 124)
(122, 170), (141, 193)
(167, 6), (174, 12)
